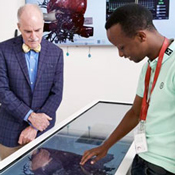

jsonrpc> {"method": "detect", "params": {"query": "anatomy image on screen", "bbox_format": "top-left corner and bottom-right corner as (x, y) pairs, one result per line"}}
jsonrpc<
(39, 0), (93, 43)
(22, 148), (114, 175)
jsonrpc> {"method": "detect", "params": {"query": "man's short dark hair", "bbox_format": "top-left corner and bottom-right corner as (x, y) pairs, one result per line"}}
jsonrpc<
(105, 3), (156, 37)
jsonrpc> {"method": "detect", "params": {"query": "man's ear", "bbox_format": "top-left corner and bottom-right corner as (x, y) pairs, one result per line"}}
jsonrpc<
(17, 23), (20, 31)
(136, 31), (147, 42)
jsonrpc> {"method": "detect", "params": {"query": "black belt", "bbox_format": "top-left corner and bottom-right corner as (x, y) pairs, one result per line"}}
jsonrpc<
(137, 155), (175, 175)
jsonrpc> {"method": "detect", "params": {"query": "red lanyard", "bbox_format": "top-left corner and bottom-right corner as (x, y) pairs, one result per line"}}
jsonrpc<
(140, 37), (169, 121)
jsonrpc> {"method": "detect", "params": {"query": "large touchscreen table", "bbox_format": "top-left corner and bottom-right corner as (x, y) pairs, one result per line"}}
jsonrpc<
(0, 101), (135, 175)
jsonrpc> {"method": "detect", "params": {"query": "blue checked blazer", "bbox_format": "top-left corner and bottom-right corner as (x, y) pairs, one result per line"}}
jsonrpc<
(0, 36), (63, 147)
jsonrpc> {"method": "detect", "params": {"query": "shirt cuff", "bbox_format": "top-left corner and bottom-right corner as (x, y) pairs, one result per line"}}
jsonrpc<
(24, 109), (33, 122)
(24, 110), (38, 131)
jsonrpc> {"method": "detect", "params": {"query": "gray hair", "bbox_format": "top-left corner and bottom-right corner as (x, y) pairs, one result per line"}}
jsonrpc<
(17, 4), (43, 22)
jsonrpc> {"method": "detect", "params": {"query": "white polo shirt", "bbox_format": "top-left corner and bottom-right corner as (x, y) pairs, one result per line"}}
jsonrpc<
(136, 39), (175, 174)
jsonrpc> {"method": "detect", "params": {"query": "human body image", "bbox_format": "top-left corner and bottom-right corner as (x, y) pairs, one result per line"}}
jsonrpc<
(0, 4), (63, 159)
(22, 147), (114, 175)
(37, 0), (93, 43)
(80, 4), (175, 175)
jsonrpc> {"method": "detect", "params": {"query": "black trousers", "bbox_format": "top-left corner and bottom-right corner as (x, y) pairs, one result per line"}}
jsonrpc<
(131, 155), (175, 175)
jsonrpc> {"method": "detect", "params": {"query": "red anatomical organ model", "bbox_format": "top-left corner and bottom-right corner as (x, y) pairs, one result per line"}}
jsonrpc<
(41, 0), (93, 43)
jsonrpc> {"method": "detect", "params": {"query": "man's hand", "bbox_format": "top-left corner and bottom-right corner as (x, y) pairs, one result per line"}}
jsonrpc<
(18, 126), (38, 145)
(80, 145), (108, 165)
(28, 112), (52, 131)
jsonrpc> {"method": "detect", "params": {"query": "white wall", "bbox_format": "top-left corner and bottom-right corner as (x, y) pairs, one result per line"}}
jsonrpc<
(58, 46), (145, 123)
(0, 0), (145, 124)
(0, 0), (24, 41)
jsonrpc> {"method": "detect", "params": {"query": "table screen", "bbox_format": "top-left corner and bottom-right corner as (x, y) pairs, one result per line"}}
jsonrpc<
(1, 101), (133, 175)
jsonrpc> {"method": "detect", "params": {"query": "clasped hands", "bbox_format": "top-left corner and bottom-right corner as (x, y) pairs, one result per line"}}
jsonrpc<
(28, 112), (52, 132)
(18, 112), (52, 145)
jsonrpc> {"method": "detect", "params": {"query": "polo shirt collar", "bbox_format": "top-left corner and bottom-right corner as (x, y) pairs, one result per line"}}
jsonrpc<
(148, 39), (175, 69)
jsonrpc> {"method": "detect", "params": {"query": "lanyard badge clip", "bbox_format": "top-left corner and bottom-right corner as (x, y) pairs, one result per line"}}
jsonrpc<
(138, 120), (146, 133)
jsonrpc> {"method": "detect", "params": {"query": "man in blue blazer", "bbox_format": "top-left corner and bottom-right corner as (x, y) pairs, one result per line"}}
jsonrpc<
(0, 4), (63, 159)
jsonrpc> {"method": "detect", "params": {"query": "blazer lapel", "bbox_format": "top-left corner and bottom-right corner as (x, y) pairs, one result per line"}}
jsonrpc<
(13, 36), (31, 87)
(34, 39), (48, 90)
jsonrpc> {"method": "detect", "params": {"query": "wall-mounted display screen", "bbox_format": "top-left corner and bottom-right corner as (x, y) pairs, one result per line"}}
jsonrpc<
(25, 0), (174, 46)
